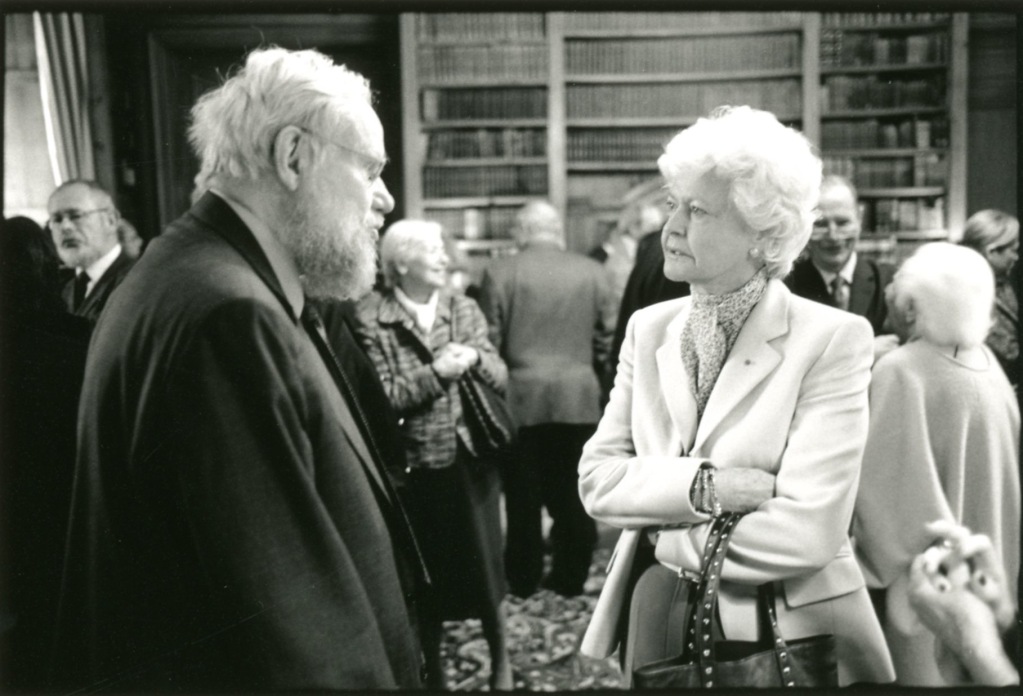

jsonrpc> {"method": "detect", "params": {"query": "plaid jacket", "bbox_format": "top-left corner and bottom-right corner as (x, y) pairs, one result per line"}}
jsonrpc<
(354, 289), (507, 470)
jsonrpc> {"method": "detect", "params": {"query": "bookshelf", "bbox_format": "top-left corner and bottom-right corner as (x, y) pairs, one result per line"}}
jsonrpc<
(818, 11), (968, 262)
(401, 12), (552, 279)
(400, 11), (968, 270)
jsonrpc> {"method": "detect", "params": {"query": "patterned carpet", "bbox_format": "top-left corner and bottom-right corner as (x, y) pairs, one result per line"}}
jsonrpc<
(439, 548), (624, 691)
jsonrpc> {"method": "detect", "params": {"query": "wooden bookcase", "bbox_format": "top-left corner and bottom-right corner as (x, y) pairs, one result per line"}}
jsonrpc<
(400, 11), (968, 274)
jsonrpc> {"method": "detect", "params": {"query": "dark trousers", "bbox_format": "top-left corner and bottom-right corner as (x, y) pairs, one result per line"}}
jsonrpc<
(503, 423), (597, 596)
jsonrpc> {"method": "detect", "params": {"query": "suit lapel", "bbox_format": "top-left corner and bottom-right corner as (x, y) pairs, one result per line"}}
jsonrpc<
(655, 302), (699, 454)
(694, 279), (789, 452)
(848, 257), (876, 318)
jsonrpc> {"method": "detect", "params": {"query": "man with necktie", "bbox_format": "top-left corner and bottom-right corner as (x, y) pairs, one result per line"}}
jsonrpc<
(52, 48), (428, 691)
(47, 180), (135, 323)
(785, 175), (896, 338)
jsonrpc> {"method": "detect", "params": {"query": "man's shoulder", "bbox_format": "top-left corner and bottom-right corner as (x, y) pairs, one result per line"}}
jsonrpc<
(855, 255), (896, 284)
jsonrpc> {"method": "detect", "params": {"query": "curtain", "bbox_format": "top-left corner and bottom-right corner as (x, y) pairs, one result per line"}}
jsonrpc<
(33, 12), (94, 185)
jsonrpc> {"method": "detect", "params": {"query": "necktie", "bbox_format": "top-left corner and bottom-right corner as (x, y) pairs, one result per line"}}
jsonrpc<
(831, 276), (849, 312)
(72, 272), (90, 312)
(300, 303), (431, 586)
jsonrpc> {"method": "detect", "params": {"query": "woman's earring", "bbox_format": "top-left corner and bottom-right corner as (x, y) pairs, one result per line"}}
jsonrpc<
(749, 247), (761, 259)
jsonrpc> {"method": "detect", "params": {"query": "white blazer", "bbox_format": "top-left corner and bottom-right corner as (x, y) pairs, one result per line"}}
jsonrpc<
(578, 279), (895, 685)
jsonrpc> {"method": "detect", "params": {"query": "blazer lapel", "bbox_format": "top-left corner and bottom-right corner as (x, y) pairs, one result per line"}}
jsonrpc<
(377, 292), (436, 360)
(78, 250), (129, 317)
(655, 302), (699, 454)
(848, 257), (877, 318)
(694, 279), (789, 452)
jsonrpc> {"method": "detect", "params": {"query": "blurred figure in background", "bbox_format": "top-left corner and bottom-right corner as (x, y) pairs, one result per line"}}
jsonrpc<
(959, 209), (1019, 387)
(0, 216), (91, 692)
(609, 192), (690, 381)
(46, 180), (135, 323)
(853, 242), (1020, 686)
(478, 201), (615, 599)
(355, 220), (512, 690)
(785, 176), (896, 348)
(116, 217), (145, 260)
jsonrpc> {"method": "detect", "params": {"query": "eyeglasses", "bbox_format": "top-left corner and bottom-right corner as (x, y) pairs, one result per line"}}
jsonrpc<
(298, 127), (387, 181)
(810, 215), (858, 240)
(47, 208), (110, 230)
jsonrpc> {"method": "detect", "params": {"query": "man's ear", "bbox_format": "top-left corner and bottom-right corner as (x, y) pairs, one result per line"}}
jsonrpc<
(273, 126), (307, 191)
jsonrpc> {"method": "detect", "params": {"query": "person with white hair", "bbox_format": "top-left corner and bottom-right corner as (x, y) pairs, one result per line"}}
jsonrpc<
(478, 200), (616, 600)
(52, 47), (429, 690)
(959, 209), (1019, 385)
(354, 219), (512, 689)
(852, 242), (1020, 686)
(577, 105), (894, 686)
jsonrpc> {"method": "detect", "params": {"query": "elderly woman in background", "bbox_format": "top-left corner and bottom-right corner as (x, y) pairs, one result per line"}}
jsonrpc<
(959, 209), (1019, 386)
(577, 106), (894, 687)
(354, 220), (512, 690)
(852, 242), (1020, 686)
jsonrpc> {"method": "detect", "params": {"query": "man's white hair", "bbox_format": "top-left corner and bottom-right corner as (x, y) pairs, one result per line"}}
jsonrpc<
(379, 219), (444, 290)
(658, 105), (822, 279)
(890, 242), (995, 348)
(188, 47), (372, 186)
(512, 200), (564, 248)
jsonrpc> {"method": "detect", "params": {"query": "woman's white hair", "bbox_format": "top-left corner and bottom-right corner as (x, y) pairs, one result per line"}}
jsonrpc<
(890, 242), (994, 348)
(379, 219), (444, 289)
(188, 47), (372, 185)
(657, 105), (822, 278)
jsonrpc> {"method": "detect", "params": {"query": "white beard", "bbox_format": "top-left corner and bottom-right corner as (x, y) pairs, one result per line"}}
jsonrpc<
(280, 188), (378, 302)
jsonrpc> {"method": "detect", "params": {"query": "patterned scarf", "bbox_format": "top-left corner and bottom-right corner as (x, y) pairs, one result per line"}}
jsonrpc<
(681, 269), (769, 419)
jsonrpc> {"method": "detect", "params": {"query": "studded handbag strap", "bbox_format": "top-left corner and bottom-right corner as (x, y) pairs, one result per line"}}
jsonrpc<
(690, 513), (799, 688)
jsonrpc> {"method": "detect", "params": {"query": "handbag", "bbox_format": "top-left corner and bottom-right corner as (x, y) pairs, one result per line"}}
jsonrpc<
(632, 513), (838, 689)
(449, 298), (516, 456)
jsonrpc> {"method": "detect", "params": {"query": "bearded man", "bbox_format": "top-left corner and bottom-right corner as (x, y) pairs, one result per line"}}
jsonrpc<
(52, 48), (427, 691)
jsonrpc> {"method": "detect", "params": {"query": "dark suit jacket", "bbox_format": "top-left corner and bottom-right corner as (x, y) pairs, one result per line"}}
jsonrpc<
(784, 255), (896, 335)
(610, 231), (690, 377)
(60, 249), (135, 324)
(477, 241), (615, 427)
(53, 193), (423, 691)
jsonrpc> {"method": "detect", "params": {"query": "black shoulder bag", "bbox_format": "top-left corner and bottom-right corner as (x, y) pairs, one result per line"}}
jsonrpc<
(449, 297), (517, 456)
(633, 513), (838, 689)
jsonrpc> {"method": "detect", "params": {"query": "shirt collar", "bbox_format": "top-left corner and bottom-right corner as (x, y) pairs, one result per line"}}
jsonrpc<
(813, 250), (858, 288)
(394, 286), (439, 333)
(81, 243), (122, 285)
(210, 188), (304, 320)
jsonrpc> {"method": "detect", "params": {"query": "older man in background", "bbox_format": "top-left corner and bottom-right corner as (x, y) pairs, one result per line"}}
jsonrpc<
(785, 175), (895, 336)
(52, 48), (427, 691)
(46, 179), (135, 323)
(478, 201), (616, 598)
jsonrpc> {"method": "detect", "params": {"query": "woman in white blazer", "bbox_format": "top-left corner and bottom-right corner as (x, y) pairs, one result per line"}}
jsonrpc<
(577, 106), (895, 686)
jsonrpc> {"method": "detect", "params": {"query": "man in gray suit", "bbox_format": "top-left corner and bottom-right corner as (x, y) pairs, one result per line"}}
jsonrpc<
(478, 201), (615, 597)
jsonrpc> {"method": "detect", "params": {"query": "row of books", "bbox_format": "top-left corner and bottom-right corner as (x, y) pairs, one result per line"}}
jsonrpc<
(423, 165), (548, 198)
(820, 30), (948, 67)
(417, 45), (548, 83)
(565, 34), (801, 75)
(822, 74), (945, 111)
(821, 117), (948, 149)
(416, 13), (545, 41)
(822, 12), (950, 27)
(823, 154), (947, 188)
(567, 80), (801, 118)
(567, 128), (678, 162)
(425, 206), (520, 241)
(426, 129), (547, 160)
(422, 88), (547, 121)
(563, 12), (803, 31)
(860, 196), (945, 233)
